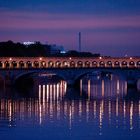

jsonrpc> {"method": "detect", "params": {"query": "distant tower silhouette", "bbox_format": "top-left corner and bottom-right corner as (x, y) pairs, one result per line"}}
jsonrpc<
(79, 32), (81, 52)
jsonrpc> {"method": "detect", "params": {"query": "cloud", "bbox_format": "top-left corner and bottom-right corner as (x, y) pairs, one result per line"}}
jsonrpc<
(0, 11), (140, 31)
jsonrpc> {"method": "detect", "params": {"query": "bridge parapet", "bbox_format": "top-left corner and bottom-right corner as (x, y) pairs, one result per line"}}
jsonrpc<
(0, 57), (140, 69)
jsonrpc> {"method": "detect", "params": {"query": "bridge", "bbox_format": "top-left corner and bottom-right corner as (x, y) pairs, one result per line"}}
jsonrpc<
(0, 56), (140, 89)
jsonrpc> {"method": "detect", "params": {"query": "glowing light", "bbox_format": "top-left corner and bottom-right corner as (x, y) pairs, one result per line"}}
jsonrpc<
(101, 80), (105, 97)
(88, 80), (91, 100)
(39, 85), (41, 101)
(9, 58), (12, 61)
(46, 85), (49, 102)
(117, 80), (120, 94)
(130, 101), (133, 130)
(39, 57), (42, 60)
(43, 85), (45, 103)
(39, 103), (42, 125)
(99, 100), (104, 135)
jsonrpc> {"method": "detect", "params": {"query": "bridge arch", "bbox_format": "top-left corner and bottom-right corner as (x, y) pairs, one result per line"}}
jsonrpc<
(77, 61), (83, 68)
(19, 61), (25, 68)
(137, 61), (140, 68)
(99, 61), (105, 67)
(34, 61), (39, 68)
(41, 61), (46, 68)
(12, 61), (17, 68)
(70, 61), (75, 68)
(85, 61), (90, 67)
(0, 61), (3, 68)
(48, 61), (53, 68)
(55, 61), (61, 68)
(63, 61), (69, 67)
(122, 61), (127, 68)
(92, 61), (97, 67)
(129, 61), (135, 68)
(26, 61), (32, 68)
(14, 70), (67, 85)
(5, 61), (10, 68)
(114, 61), (120, 67)
(106, 61), (112, 67)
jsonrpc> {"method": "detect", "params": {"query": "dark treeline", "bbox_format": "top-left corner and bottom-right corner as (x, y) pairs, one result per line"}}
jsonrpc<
(0, 41), (50, 57)
(0, 41), (100, 57)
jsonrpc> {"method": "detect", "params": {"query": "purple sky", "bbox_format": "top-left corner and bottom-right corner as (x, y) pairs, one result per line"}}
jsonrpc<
(0, 0), (140, 56)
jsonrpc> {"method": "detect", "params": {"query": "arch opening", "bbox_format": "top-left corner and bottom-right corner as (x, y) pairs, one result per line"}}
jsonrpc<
(26, 61), (32, 68)
(92, 61), (97, 67)
(5, 61), (10, 69)
(19, 61), (24, 68)
(106, 61), (112, 67)
(55, 61), (61, 68)
(99, 61), (105, 67)
(114, 61), (120, 68)
(48, 61), (53, 68)
(70, 61), (75, 68)
(85, 61), (90, 68)
(137, 61), (140, 68)
(63, 61), (69, 68)
(34, 61), (39, 68)
(77, 61), (83, 68)
(41, 61), (46, 68)
(129, 61), (135, 68)
(12, 61), (17, 68)
(0, 61), (3, 68)
(122, 61), (127, 68)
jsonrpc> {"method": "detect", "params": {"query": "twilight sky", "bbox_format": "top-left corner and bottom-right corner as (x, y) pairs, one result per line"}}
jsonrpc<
(0, 0), (140, 56)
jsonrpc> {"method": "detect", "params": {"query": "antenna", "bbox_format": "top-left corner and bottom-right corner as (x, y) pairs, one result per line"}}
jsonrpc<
(79, 32), (81, 52)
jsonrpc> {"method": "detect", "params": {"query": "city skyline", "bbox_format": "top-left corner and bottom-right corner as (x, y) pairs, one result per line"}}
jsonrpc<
(0, 0), (140, 56)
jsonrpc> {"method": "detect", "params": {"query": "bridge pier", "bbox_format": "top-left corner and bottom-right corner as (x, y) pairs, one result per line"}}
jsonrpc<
(127, 79), (137, 88)
(137, 79), (140, 91)
(67, 80), (75, 87)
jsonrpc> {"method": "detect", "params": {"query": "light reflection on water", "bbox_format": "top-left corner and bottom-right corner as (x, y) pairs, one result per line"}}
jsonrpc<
(81, 75), (128, 99)
(38, 81), (67, 102)
(0, 76), (140, 140)
(0, 99), (140, 139)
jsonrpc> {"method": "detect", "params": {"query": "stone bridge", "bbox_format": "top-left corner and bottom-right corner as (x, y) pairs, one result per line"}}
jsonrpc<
(0, 57), (139, 89)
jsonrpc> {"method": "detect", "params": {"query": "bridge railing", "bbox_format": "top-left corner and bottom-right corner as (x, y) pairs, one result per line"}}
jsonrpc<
(0, 57), (140, 69)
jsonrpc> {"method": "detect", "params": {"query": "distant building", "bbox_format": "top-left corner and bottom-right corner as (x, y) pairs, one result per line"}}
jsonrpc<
(23, 41), (36, 46)
(50, 44), (66, 55)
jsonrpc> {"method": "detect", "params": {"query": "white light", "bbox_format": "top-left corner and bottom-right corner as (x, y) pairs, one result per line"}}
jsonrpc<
(9, 58), (12, 61)
(39, 57), (42, 60)
(23, 41), (35, 45)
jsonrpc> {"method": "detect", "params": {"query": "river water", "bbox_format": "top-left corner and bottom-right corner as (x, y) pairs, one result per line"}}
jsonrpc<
(0, 74), (140, 140)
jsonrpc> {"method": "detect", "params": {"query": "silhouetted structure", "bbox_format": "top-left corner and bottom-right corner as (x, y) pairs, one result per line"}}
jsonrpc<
(0, 41), (100, 57)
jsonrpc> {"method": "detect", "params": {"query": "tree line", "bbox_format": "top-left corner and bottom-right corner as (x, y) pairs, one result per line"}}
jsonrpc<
(0, 41), (100, 57)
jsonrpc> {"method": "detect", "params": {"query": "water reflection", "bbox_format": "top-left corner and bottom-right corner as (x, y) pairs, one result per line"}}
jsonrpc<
(38, 80), (67, 102)
(0, 75), (140, 139)
(0, 99), (140, 134)
(81, 75), (127, 99)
